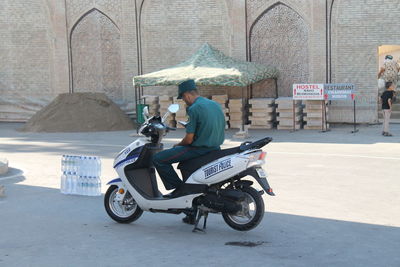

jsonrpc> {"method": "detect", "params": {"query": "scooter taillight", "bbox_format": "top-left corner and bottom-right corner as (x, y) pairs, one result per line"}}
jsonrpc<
(247, 151), (266, 163)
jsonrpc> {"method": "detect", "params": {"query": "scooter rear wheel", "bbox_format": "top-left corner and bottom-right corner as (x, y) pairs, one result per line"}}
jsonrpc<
(222, 186), (264, 231)
(104, 185), (143, 223)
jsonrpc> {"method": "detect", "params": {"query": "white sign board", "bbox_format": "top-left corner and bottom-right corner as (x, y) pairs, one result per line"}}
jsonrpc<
(293, 84), (324, 100)
(324, 83), (355, 100)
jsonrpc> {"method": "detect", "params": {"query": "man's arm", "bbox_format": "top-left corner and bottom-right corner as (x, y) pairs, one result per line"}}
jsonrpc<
(388, 98), (392, 110)
(378, 67), (385, 78)
(174, 133), (195, 147)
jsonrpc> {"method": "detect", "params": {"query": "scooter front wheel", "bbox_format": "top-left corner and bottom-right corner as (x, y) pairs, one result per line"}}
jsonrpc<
(222, 186), (264, 231)
(104, 185), (143, 223)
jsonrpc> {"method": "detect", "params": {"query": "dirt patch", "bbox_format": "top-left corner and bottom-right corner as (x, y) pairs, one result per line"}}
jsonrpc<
(20, 93), (134, 132)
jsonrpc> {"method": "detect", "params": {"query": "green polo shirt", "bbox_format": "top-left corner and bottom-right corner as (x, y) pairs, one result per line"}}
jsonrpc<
(186, 97), (225, 148)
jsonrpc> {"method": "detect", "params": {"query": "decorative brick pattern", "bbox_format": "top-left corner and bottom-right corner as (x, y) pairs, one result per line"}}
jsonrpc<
(247, 0), (309, 25)
(67, 0), (122, 29)
(250, 3), (310, 97)
(71, 10), (123, 101)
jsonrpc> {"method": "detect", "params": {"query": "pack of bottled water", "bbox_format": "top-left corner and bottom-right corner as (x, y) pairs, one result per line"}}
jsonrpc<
(60, 155), (102, 196)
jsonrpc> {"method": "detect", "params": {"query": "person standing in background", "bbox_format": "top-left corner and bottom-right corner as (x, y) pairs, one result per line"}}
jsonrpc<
(380, 81), (395, 136)
(378, 55), (399, 89)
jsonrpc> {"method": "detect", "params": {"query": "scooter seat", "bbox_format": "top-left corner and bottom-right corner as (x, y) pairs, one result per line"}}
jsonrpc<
(178, 146), (241, 180)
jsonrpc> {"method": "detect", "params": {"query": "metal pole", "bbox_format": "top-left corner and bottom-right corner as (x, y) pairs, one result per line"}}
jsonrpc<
(351, 100), (358, 133)
(324, 100), (329, 131)
(329, 0), (336, 83)
(325, 0), (329, 84)
(292, 100), (295, 132)
(134, 0), (141, 76)
(321, 100), (325, 131)
(64, 0), (72, 93)
(241, 87), (245, 131)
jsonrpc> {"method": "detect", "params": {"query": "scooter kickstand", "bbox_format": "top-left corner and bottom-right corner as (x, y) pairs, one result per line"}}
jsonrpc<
(203, 212), (208, 230)
(192, 210), (206, 233)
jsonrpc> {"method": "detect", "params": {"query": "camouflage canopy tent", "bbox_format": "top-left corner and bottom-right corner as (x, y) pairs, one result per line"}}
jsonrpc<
(133, 43), (278, 87)
(132, 43), (278, 124)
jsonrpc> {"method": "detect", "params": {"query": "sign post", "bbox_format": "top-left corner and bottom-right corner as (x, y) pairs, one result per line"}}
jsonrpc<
(293, 84), (325, 131)
(324, 83), (357, 133)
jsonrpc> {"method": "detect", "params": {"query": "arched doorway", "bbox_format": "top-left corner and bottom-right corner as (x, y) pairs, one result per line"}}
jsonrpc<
(250, 3), (310, 97)
(71, 9), (123, 102)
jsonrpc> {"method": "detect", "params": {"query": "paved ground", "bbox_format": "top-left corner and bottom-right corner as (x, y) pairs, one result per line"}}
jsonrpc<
(0, 122), (399, 267)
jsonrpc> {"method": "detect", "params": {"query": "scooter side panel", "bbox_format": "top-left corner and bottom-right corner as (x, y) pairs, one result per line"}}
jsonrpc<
(113, 138), (146, 167)
(115, 166), (200, 211)
(186, 155), (249, 185)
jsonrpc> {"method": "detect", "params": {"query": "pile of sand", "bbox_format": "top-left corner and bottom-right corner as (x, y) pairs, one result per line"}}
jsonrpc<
(20, 93), (134, 132)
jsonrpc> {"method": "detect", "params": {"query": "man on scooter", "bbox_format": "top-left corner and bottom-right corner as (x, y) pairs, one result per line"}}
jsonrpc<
(152, 79), (225, 221)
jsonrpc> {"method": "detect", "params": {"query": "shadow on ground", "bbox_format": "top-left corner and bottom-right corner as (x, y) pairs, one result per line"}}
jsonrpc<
(0, 167), (25, 184)
(0, 183), (399, 266)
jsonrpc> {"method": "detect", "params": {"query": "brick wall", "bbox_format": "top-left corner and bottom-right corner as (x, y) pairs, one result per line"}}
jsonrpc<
(330, 0), (400, 123)
(1, 0), (398, 123)
(0, 0), (68, 121)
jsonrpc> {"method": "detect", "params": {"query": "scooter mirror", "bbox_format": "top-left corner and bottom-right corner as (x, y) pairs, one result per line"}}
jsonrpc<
(168, 104), (179, 114)
(143, 106), (149, 119)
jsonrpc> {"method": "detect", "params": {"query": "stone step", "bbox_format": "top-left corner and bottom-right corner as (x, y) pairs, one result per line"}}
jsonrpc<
(250, 107), (275, 113)
(304, 124), (330, 130)
(249, 98), (275, 105)
(249, 124), (274, 129)
(277, 124), (302, 130)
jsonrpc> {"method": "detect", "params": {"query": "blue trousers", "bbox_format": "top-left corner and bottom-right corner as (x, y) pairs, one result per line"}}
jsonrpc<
(152, 146), (218, 190)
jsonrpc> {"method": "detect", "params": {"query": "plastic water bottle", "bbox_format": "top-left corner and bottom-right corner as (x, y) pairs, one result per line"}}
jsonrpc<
(92, 157), (97, 177)
(60, 171), (67, 194)
(83, 156), (88, 176)
(66, 156), (71, 172)
(61, 155), (65, 172)
(61, 154), (102, 196)
(96, 176), (101, 196)
(70, 172), (77, 194)
(85, 176), (92, 196)
(88, 157), (92, 176)
(65, 171), (71, 194)
(96, 157), (102, 177)
(77, 156), (82, 176)
(87, 176), (93, 196)
(71, 156), (77, 173)
(68, 156), (73, 172)
(75, 175), (81, 195)
(63, 155), (67, 172)
(79, 175), (84, 196)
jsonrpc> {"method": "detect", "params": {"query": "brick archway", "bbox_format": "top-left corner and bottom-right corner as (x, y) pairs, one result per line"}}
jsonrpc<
(250, 3), (310, 97)
(70, 9), (123, 102)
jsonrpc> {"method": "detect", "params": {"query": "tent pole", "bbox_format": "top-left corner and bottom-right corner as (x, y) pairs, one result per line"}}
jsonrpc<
(241, 87), (245, 132)
(135, 85), (139, 132)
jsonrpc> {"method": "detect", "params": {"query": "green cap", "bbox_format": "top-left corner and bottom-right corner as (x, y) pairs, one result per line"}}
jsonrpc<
(178, 80), (196, 99)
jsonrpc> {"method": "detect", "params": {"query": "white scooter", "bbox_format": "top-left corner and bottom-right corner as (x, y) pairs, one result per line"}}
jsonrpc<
(104, 104), (275, 232)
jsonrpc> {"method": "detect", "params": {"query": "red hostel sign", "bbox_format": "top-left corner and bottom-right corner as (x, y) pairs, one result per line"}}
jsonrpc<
(293, 84), (324, 100)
